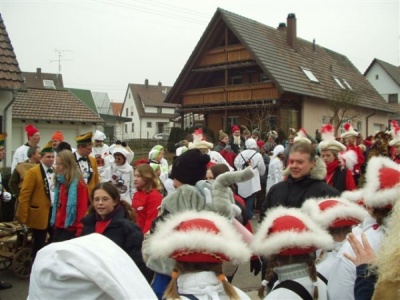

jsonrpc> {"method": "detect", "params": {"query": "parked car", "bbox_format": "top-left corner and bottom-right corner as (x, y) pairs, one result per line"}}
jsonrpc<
(153, 133), (169, 140)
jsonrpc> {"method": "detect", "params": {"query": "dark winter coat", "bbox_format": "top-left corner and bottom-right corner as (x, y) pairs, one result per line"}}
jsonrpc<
(264, 156), (340, 210)
(81, 208), (153, 282)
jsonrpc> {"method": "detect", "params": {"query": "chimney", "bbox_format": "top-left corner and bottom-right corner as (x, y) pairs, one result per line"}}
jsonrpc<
(287, 13), (297, 50)
(277, 22), (287, 32)
(158, 81), (162, 86)
(145, 79), (149, 88)
(36, 67), (42, 79)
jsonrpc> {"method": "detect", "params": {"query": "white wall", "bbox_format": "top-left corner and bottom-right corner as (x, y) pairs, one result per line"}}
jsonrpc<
(303, 97), (388, 137)
(365, 63), (400, 101)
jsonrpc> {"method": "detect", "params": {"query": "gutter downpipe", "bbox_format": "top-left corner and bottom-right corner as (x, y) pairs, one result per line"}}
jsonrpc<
(3, 90), (18, 167)
(365, 109), (376, 137)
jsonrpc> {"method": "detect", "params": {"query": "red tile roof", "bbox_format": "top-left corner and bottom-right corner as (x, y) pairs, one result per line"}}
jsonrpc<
(13, 88), (104, 123)
(111, 102), (123, 116)
(0, 14), (25, 90)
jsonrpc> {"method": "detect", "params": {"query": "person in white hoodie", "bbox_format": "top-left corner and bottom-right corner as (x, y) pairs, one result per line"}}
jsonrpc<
(234, 138), (266, 220)
(101, 146), (135, 204)
(266, 144), (285, 193)
(28, 233), (156, 299)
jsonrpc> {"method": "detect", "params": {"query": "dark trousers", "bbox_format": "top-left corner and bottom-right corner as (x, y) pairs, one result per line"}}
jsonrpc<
(31, 229), (47, 262)
(53, 228), (77, 242)
(31, 208), (53, 262)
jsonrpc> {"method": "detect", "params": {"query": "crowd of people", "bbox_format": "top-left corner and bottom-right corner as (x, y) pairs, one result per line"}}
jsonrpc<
(0, 120), (398, 299)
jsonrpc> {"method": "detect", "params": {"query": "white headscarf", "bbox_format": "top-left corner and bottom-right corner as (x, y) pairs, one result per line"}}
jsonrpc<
(28, 234), (156, 300)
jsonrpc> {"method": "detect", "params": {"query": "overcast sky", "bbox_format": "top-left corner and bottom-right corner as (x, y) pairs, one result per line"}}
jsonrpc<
(2, 0), (399, 102)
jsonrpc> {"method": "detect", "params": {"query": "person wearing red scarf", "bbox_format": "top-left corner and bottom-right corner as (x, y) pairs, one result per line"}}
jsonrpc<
(320, 124), (356, 192)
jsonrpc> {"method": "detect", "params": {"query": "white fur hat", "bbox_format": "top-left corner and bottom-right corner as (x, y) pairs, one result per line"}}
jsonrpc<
(319, 124), (345, 152)
(28, 234), (156, 299)
(146, 210), (252, 264)
(251, 206), (333, 257)
(302, 197), (368, 229)
(294, 128), (311, 144)
(93, 130), (106, 141)
(389, 120), (400, 146)
(272, 145), (285, 158)
(342, 189), (366, 206)
(363, 156), (400, 208)
(340, 122), (359, 139)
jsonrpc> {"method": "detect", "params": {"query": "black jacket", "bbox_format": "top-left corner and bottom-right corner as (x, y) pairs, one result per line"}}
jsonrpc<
(81, 208), (153, 282)
(263, 156), (340, 212)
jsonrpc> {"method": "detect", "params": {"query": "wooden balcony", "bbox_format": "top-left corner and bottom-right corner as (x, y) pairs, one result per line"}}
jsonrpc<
(196, 44), (253, 66)
(182, 82), (279, 106)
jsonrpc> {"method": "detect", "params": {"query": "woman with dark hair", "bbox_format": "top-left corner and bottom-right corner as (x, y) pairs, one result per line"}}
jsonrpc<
(81, 182), (153, 282)
(51, 150), (88, 241)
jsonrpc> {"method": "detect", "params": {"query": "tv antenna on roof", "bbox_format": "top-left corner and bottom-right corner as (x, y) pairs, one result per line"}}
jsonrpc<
(50, 49), (73, 74)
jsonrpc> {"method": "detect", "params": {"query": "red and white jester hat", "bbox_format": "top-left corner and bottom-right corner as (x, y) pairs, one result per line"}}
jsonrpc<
(251, 207), (333, 257)
(363, 156), (400, 209)
(340, 122), (359, 139)
(146, 210), (251, 264)
(302, 197), (368, 229)
(319, 123), (345, 152)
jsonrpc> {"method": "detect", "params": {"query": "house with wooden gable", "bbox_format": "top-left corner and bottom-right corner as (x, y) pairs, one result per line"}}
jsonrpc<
(0, 13), (26, 166)
(364, 58), (400, 122)
(121, 79), (179, 139)
(164, 9), (391, 139)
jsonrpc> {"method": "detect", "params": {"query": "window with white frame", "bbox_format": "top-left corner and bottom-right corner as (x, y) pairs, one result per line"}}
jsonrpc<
(333, 76), (345, 89)
(342, 79), (352, 90)
(125, 108), (128, 117)
(124, 124), (127, 133)
(301, 67), (319, 83)
(388, 94), (398, 104)
(131, 123), (134, 132)
(146, 122), (152, 128)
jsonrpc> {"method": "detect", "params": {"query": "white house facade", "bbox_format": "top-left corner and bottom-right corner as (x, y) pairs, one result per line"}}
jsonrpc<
(121, 80), (179, 140)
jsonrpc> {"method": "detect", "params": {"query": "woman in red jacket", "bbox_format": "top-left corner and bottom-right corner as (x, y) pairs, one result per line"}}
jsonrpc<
(132, 164), (163, 234)
(51, 150), (89, 241)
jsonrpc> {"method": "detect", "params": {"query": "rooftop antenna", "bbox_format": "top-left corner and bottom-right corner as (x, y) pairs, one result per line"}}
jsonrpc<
(50, 49), (73, 74)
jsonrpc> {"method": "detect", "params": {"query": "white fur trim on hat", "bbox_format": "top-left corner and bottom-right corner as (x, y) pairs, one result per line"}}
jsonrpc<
(294, 128), (311, 144)
(341, 189), (365, 204)
(301, 197), (368, 229)
(145, 210), (252, 264)
(93, 130), (106, 141)
(251, 206), (333, 257)
(188, 129), (213, 149)
(340, 123), (359, 139)
(363, 156), (400, 208)
(319, 124), (345, 152)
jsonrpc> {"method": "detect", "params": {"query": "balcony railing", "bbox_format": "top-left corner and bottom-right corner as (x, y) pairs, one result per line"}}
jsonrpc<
(182, 82), (279, 106)
(196, 44), (253, 66)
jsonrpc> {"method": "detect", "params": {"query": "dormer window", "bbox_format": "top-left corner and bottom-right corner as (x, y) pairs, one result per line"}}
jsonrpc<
(333, 76), (345, 89)
(301, 67), (319, 83)
(43, 80), (56, 89)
